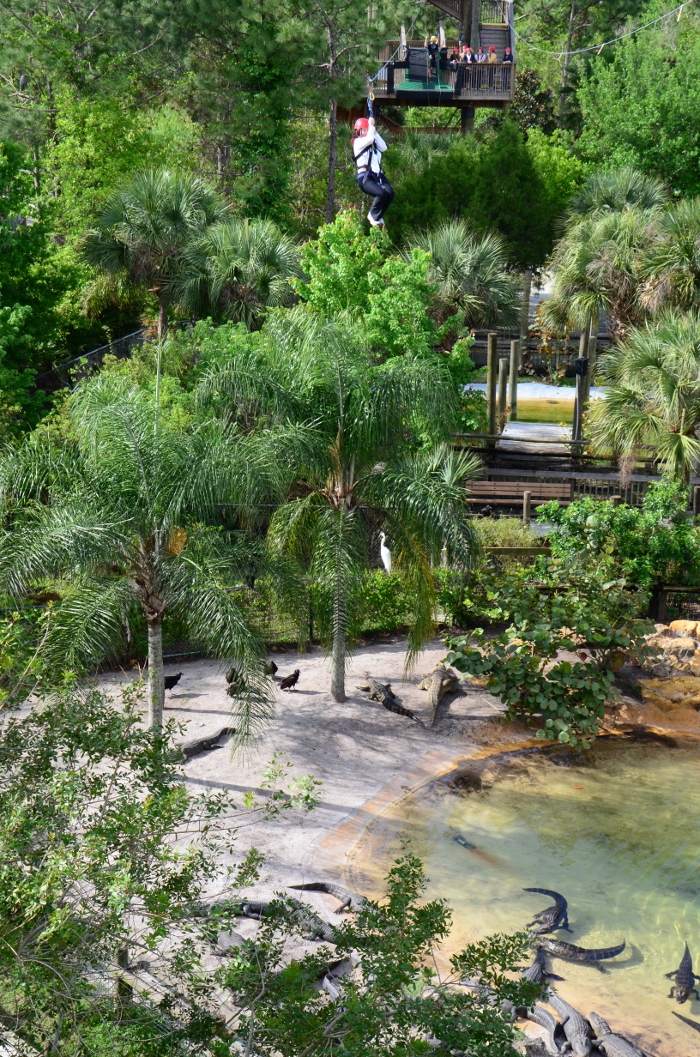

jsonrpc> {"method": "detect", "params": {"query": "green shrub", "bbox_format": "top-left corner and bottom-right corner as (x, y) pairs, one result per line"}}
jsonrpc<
(446, 558), (654, 746)
(540, 478), (700, 589)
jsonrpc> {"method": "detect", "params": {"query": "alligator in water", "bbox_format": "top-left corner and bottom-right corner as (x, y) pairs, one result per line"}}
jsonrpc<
(526, 1004), (565, 1055)
(589, 1013), (646, 1057)
(548, 992), (593, 1056)
(288, 881), (368, 914)
(537, 937), (626, 970)
(664, 942), (699, 1004)
(524, 887), (571, 934)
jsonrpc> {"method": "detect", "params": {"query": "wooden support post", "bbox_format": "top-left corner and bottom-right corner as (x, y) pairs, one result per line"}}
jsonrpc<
(497, 356), (508, 431)
(572, 372), (584, 442)
(693, 485), (700, 516)
(579, 324), (589, 406)
(587, 315), (598, 404)
(611, 494), (622, 507)
(522, 490), (531, 529)
(487, 332), (497, 447)
(460, 106), (475, 135)
(470, 0), (482, 49)
(508, 339), (518, 421)
(520, 269), (532, 360)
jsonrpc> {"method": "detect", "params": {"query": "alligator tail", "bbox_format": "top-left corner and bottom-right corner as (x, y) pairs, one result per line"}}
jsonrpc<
(590, 940), (626, 960)
(523, 887), (567, 907)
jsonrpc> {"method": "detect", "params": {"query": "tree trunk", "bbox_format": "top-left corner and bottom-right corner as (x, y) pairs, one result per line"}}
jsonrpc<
(558, 2), (576, 126)
(157, 297), (168, 342)
(147, 619), (165, 729)
(330, 510), (348, 702)
(330, 617), (346, 702)
(326, 98), (338, 225)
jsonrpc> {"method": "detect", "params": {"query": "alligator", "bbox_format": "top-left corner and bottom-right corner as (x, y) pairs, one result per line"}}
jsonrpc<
(418, 663), (460, 727)
(664, 942), (699, 1004)
(537, 938), (626, 970)
(288, 881), (369, 914)
(526, 1004), (565, 1055)
(356, 678), (423, 724)
(179, 726), (235, 759)
(521, 947), (562, 985)
(548, 993), (593, 1056)
(589, 1013), (646, 1057)
(204, 897), (340, 944)
(524, 888), (571, 934)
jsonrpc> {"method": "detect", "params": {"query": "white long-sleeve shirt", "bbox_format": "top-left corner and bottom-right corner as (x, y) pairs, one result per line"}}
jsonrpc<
(353, 120), (387, 175)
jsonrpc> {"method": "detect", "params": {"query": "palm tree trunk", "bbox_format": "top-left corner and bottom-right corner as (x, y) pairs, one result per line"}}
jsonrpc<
(330, 511), (348, 702)
(157, 297), (168, 342)
(147, 619), (165, 729)
(330, 620), (346, 702)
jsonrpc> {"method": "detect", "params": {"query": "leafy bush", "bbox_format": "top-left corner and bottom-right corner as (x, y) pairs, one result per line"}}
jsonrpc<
(540, 478), (700, 588)
(446, 559), (654, 746)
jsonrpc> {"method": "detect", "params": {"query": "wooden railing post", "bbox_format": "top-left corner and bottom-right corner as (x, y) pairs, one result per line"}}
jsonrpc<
(508, 339), (518, 420)
(497, 356), (508, 431)
(522, 490), (531, 529)
(486, 332), (497, 447)
(520, 270), (531, 361)
(693, 485), (700, 517)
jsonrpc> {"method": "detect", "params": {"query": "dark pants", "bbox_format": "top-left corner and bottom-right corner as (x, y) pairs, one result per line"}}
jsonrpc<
(357, 171), (395, 224)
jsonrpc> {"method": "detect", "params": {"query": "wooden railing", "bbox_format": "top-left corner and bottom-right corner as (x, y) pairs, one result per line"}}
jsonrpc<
(375, 60), (515, 101)
(481, 0), (510, 22)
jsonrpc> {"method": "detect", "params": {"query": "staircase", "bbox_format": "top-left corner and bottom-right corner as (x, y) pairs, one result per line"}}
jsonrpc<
(478, 22), (510, 56)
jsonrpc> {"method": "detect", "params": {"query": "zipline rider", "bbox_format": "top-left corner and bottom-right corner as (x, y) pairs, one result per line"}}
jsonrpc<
(352, 116), (395, 230)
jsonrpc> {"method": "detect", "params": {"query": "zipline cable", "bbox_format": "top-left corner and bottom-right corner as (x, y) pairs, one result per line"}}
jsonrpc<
(514, 0), (695, 58)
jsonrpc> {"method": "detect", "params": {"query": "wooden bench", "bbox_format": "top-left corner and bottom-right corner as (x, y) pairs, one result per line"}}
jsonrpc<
(467, 481), (571, 506)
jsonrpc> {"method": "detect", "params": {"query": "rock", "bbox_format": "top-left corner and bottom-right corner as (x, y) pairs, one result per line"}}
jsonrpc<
(670, 619), (699, 637)
(664, 637), (698, 661)
(640, 675), (700, 712)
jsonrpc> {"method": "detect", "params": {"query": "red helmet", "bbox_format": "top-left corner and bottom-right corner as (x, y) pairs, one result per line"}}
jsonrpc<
(354, 117), (370, 134)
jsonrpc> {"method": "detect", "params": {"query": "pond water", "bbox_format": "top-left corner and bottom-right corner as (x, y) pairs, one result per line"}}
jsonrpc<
(351, 736), (700, 1056)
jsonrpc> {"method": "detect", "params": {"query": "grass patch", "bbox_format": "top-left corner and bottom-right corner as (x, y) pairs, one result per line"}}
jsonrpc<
(516, 398), (573, 424)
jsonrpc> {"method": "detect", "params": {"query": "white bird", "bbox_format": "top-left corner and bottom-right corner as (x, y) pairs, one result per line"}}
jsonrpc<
(379, 532), (391, 574)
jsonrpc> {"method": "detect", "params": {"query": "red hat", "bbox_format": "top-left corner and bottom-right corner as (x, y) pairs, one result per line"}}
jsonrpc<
(354, 118), (370, 133)
(489, 45), (496, 51)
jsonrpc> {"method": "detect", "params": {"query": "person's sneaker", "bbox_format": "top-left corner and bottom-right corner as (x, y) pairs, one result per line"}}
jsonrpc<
(367, 213), (382, 227)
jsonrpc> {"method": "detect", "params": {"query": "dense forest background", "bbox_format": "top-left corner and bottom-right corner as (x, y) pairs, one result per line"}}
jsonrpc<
(1, 0), (698, 430)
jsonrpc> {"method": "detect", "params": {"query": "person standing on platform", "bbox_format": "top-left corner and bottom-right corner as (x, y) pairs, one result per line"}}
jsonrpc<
(352, 116), (394, 231)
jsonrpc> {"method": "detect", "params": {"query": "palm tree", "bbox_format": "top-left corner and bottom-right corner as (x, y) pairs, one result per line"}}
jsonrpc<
(567, 166), (668, 218)
(0, 374), (299, 733)
(178, 218), (302, 329)
(589, 310), (700, 480)
(406, 221), (521, 329)
(197, 309), (481, 702)
(82, 169), (229, 339)
(545, 167), (668, 339)
(640, 198), (700, 314)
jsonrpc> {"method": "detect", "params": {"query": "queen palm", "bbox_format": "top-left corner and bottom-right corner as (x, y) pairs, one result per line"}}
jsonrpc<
(0, 374), (299, 733)
(82, 169), (229, 339)
(197, 309), (481, 702)
(406, 221), (521, 329)
(178, 218), (302, 330)
(589, 310), (700, 480)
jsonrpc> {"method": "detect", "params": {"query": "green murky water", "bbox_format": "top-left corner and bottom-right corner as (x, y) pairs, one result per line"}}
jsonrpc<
(385, 737), (700, 1056)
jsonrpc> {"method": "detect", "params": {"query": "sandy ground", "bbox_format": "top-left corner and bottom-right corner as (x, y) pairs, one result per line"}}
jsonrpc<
(101, 637), (509, 908)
